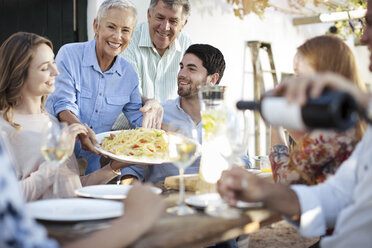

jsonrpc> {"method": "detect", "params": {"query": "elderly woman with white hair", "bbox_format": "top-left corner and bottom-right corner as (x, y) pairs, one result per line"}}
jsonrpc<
(46, 0), (164, 175)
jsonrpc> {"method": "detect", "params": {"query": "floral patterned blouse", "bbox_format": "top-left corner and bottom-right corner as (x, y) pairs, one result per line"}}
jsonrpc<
(269, 128), (359, 185)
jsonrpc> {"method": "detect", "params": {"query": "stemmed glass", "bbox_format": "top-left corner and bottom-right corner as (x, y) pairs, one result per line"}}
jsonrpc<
(206, 110), (250, 218)
(222, 110), (249, 166)
(40, 121), (71, 197)
(166, 121), (200, 215)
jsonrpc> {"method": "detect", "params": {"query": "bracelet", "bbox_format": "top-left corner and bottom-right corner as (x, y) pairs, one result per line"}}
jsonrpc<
(109, 160), (121, 175)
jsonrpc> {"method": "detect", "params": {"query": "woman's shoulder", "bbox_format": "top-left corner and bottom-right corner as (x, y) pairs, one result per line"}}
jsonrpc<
(59, 41), (89, 52)
(57, 41), (91, 63)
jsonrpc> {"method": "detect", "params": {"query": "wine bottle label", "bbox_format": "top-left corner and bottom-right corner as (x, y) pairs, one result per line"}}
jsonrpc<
(261, 98), (306, 130)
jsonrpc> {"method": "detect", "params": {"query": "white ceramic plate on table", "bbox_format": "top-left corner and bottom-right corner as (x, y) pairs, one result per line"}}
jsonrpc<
(75, 184), (162, 200)
(95, 130), (171, 165)
(185, 193), (263, 209)
(26, 198), (123, 221)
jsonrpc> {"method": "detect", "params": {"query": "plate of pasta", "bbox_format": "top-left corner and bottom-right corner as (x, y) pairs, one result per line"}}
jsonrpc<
(95, 128), (171, 165)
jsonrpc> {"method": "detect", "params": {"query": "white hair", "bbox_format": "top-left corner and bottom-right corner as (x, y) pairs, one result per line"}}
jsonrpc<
(96, 0), (137, 25)
(149, 0), (190, 20)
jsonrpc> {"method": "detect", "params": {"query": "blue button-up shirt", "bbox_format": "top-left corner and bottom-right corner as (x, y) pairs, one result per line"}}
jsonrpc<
(122, 97), (202, 184)
(46, 40), (143, 174)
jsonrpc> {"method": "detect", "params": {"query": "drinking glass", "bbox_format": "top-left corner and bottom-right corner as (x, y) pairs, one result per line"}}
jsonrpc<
(166, 122), (200, 215)
(222, 110), (250, 166)
(40, 121), (71, 197)
(206, 110), (250, 218)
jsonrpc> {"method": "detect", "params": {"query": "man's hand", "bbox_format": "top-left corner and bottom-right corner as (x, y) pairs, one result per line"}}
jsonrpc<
(276, 72), (370, 109)
(79, 124), (100, 155)
(218, 167), (270, 206)
(120, 175), (138, 185)
(140, 99), (163, 129)
(217, 167), (301, 218)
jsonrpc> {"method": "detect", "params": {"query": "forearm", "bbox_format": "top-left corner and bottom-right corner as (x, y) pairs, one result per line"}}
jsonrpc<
(19, 162), (56, 201)
(263, 183), (301, 218)
(58, 110), (81, 125)
(270, 127), (286, 147)
(64, 216), (146, 248)
(80, 164), (118, 186)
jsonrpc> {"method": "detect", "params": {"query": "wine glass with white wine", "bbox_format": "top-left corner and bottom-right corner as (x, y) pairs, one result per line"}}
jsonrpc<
(166, 121), (200, 215)
(40, 120), (71, 197)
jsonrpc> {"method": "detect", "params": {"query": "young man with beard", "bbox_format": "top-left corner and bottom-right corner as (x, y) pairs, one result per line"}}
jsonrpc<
(218, 2), (372, 247)
(121, 44), (225, 184)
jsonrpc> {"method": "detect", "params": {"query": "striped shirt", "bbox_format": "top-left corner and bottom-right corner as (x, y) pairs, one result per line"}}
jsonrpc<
(121, 22), (192, 103)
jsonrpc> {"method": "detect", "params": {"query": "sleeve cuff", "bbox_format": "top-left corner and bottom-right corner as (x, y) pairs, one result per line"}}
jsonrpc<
(121, 166), (144, 181)
(291, 184), (327, 237)
(55, 105), (79, 118)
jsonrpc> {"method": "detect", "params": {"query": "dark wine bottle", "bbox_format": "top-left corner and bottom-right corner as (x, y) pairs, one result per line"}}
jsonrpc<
(236, 91), (358, 131)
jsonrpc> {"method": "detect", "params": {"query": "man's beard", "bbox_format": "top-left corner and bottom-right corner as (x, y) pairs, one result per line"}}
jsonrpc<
(178, 87), (191, 97)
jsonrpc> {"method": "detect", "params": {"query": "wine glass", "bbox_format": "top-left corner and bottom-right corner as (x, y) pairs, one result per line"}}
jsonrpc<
(40, 120), (71, 197)
(206, 110), (250, 218)
(166, 122), (200, 215)
(222, 110), (250, 166)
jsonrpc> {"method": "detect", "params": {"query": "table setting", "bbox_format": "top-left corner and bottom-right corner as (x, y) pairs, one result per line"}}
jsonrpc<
(28, 87), (278, 247)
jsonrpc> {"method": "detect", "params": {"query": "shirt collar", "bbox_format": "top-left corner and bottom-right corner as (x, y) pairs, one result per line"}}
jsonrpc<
(175, 96), (183, 111)
(82, 39), (123, 76)
(138, 22), (182, 54)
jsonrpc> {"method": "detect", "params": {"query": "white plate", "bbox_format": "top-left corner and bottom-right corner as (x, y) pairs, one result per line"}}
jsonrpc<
(95, 130), (171, 165)
(75, 185), (162, 200)
(26, 198), (123, 221)
(185, 193), (263, 209)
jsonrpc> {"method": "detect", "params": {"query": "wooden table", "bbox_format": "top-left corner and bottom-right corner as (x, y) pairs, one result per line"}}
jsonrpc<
(39, 188), (280, 248)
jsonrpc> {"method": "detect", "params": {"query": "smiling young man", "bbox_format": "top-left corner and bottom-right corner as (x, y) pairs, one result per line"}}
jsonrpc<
(121, 44), (225, 184)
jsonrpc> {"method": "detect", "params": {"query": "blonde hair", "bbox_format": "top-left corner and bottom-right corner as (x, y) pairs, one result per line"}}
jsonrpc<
(298, 35), (366, 140)
(0, 32), (53, 130)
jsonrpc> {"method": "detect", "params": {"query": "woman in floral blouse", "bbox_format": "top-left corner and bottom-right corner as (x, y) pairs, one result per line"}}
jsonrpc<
(269, 35), (366, 185)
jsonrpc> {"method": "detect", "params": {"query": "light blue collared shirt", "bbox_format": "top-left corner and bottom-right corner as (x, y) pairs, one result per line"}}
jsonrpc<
(121, 97), (202, 184)
(46, 39), (143, 174)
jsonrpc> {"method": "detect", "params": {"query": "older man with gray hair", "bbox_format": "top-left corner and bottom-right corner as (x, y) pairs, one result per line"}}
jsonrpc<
(113, 0), (191, 130)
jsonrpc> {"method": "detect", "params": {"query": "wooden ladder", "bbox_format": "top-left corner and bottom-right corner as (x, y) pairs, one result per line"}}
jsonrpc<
(245, 41), (278, 157)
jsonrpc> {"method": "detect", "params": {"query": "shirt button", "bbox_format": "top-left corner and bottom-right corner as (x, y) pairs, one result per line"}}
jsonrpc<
(90, 126), (93, 129)
(101, 75), (104, 79)
(364, 165), (368, 171)
(99, 93), (102, 96)
(95, 110), (98, 113)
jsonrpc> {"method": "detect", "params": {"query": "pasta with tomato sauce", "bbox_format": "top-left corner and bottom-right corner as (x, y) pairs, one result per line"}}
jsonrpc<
(101, 128), (169, 160)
